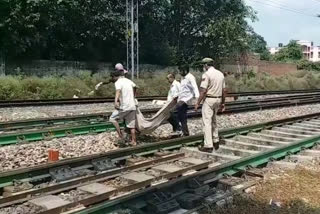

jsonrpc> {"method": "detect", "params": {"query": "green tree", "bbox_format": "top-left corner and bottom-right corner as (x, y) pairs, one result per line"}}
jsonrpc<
(164, 0), (256, 65)
(247, 29), (271, 60)
(273, 40), (303, 62)
(0, 0), (259, 66)
(0, 0), (126, 61)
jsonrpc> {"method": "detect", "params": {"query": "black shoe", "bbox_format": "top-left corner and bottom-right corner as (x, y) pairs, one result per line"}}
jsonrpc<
(219, 138), (226, 145)
(198, 146), (213, 153)
(213, 143), (219, 151)
(182, 133), (190, 137)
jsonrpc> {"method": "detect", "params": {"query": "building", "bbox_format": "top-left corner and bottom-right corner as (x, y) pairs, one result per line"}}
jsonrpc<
(268, 43), (283, 55)
(269, 47), (281, 55)
(296, 40), (320, 62)
(269, 40), (320, 62)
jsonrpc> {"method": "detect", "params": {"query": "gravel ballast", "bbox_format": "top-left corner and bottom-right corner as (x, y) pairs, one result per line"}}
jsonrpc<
(0, 93), (316, 122)
(0, 102), (156, 122)
(1, 104), (320, 172)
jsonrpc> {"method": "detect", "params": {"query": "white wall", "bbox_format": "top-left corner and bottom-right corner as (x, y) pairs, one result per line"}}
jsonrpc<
(311, 46), (320, 62)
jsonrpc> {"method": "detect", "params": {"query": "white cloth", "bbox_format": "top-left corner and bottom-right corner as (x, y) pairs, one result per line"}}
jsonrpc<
(167, 80), (180, 102)
(136, 99), (177, 134)
(115, 77), (136, 111)
(185, 73), (199, 98)
(178, 78), (194, 104)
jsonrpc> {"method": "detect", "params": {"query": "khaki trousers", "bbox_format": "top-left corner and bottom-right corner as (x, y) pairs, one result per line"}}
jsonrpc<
(202, 98), (220, 148)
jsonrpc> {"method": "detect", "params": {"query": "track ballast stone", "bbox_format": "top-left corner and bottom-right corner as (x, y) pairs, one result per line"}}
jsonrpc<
(0, 93), (313, 122)
(1, 104), (320, 172)
(0, 102), (155, 122)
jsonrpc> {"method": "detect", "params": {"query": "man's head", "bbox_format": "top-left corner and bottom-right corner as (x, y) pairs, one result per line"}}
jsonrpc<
(178, 64), (190, 77)
(110, 70), (122, 82)
(201, 57), (214, 72)
(167, 73), (175, 84)
(115, 63), (128, 74)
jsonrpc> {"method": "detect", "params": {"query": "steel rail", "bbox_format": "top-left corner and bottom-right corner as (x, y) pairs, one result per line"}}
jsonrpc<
(75, 128), (320, 214)
(0, 96), (319, 146)
(0, 93), (319, 132)
(226, 93), (320, 106)
(0, 153), (185, 208)
(0, 111), (319, 191)
(228, 88), (320, 96)
(0, 89), (320, 107)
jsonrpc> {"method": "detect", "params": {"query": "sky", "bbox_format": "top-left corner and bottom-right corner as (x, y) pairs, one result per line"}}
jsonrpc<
(244, 0), (320, 47)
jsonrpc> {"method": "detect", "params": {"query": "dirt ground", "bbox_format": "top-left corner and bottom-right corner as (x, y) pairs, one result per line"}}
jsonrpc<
(206, 162), (320, 214)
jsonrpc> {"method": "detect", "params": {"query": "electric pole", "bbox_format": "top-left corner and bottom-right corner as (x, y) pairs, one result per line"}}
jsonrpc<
(126, 0), (139, 79)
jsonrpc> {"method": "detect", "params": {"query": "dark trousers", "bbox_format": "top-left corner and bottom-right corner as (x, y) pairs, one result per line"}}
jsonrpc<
(168, 112), (181, 132)
(168, 101), (189, 136)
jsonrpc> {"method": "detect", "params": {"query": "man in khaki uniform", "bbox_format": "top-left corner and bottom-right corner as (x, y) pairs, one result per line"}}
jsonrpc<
(195, 58), (226, 153)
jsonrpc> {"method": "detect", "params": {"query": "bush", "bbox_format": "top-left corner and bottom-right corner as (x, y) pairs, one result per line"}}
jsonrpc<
(225, 71), (320, 92)
(297, 59), (320, 71)
(0, 76), (24, 100)
(0, 70), (319, 100)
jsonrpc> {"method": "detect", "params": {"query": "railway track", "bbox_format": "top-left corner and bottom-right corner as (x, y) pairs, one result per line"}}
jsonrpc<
(1, 93), (320, 133)
(0, 112), (320, 213)
(0, 89), (320, 107)
(0, 93), (320, 146)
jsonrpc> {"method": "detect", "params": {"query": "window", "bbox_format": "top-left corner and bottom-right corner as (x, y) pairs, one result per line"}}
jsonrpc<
(311, 52), (314, 58)
(318, 52), (320, 58)
(302, 46), (308, 52)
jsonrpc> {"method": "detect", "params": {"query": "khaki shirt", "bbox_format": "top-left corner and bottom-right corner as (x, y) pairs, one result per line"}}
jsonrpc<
(200, 67), (225, 97)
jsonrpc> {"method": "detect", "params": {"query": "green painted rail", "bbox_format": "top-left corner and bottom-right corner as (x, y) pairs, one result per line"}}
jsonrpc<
(1, 96), (320, 147)
(1, 93), (319, 133)
(0, 113), (107, 131)
(0, 122), (124, 146)
(76, 123), (320, 214)
(0, 112), (319, 190)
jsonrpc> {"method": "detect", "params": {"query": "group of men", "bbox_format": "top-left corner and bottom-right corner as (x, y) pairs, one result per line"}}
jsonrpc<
(104, 57), (226, 153)
(166, 65), (199, 137)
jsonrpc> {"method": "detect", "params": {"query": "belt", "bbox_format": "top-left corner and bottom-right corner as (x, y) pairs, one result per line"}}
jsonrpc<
(206, 96), (221, 98)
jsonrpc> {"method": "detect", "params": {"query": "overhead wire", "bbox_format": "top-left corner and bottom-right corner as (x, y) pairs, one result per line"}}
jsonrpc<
(249, 0), (320, 18)
(251, 0), (314, 16)
(267, 0), (320, 13)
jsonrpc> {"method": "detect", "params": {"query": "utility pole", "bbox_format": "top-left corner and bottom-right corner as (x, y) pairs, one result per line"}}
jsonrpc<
(0, 51), (5, 76)
(126, 0), (139, 79)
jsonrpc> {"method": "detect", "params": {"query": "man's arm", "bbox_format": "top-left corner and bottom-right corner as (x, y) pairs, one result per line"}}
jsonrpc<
(190, 77), (200, 98)
(220, 79), (227, 112)
(114, 90), (121, 109)
(95, 80), (112, 90)
(195, 88), (207, 111)
(174, 82), (181, 98)
(133, 87), (137, 97)
(195, 73), (208, 110)
(169, 82), (180, 100)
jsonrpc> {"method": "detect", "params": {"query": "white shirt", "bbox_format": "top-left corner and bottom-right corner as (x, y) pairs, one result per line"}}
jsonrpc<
(167, 80), (180, 101)
(115, 77), (137, 111)
(185, 73), (199, 98)
(178, 78), (194, 104)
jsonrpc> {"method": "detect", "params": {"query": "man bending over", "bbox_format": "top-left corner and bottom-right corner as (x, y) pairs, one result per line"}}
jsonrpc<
(109, 70), (137, 146)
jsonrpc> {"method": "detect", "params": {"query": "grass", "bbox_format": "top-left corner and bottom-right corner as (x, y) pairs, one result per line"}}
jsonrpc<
(0, 70), (319, 100)
(226, 70), (320, 92)
(205, 164), (320, 214)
